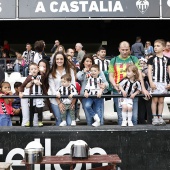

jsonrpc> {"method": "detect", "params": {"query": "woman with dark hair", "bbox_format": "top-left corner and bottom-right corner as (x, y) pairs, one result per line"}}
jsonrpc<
(48, 51), (76, 126)
(77, 54), (109, 125)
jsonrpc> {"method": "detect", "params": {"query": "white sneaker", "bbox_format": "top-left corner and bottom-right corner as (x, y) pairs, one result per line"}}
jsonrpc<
(76, 118), (80, 122)
(93, 114), (100, 122)
(128, 121), (134, 127)
(152, 117), (159, 126)
(59, 121), (66, 127)
(158, 117), (166, 126)
(121, 121), (127, 127)
(92, 121), (100, 127)
(71, 120), (76, 126)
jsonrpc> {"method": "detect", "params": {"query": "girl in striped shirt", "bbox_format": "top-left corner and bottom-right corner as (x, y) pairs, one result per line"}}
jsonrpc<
(118, 65), (141, 127)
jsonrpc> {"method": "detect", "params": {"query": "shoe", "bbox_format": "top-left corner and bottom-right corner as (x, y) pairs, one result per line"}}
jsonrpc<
(25, 121), (30, 127)
(71, 120), (76, 126)
(92, 121), (100, 127)
(59, 121), (66, 127)
(76, 118), (80, 122)
(93, 114), (100, 122)
(38, 122), (43, 127)
(158, 117), (166, 126)
(121, 121), (127, 127)
(128, 121), (133, 127)
(152, 117), (159, 126)
(92, 114), (100, 127)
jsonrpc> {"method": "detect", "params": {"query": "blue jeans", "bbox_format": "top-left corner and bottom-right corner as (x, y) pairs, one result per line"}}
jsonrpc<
(0, 114), (12, 126)
(82, 98), (103, 125)
(113, 91), (138, 125)
(50, 103), (71, 126)
(14, 64), (21, 72)
(22, 64), (29, 77)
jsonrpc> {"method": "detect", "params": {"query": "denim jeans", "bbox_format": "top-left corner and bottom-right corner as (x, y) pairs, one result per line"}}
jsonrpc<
(14, 64), (21, 72)
(113, 91), (138, 125)
(22, 65), (29, 77)
(82, 98), (103, 125)
(0, 114), (12, 126)
(50, 103), (71, 126)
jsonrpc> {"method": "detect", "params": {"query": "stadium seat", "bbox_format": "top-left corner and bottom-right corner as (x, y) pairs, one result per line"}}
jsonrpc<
(9, 72), (22, 82)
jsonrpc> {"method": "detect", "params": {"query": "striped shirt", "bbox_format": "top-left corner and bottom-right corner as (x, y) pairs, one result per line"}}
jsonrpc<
(85, 76), (103, 95)
(147, 56), (170, 83)
(119, 78), (141, 95)
(57, 84), (78, 104)
(95, 58), (110, 71)
(31, 75), (42, 95)
(22, 50), (35, 65)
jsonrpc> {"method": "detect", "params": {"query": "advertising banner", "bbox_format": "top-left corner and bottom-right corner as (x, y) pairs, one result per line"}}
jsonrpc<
(19, 0), (160, 18)
(0, 0), (16, 19)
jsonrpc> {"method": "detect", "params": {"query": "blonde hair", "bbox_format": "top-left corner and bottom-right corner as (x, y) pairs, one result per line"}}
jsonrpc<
(126, 65), (139, 81)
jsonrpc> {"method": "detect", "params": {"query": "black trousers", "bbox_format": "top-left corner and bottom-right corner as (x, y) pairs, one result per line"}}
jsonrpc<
(138, 97), (152, 124)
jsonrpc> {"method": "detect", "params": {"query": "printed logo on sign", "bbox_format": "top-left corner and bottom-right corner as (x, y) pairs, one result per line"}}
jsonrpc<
(167, 0), (170, 7)
(136, 0), (149, 14)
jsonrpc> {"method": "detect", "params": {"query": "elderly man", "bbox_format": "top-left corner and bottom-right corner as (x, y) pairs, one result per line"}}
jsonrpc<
(75, 43), (85, 63)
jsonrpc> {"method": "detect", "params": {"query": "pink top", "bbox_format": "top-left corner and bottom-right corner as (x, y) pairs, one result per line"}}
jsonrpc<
(163, 51), (170, 58)
(0, 93), (13, 115)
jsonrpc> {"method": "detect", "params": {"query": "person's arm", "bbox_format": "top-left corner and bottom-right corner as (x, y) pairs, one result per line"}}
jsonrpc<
(147, 64), (156, 91)
(109, 72), (119, 91)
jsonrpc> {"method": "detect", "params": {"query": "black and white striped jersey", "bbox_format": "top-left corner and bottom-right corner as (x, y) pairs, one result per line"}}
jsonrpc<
(85, 76), (103, 95)
(31, 75), (42, 95)
(147, 56), (170, 83)
(57, 84), (78, 104)
(22, 50), (35, 65)
(95, 58), (110, 71)
(119, 78), (141, 95)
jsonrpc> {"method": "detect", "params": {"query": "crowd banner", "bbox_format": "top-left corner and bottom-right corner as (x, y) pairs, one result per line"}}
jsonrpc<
(18, 0), (160, 18)
(0, 0), (16, 19)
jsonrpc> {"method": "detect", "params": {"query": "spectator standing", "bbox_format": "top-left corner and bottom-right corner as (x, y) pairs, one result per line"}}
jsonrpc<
(34, 40), (45, 64)
(51, 40), (60, 53)
(131, 36), (144, 59)
(19, 63), (47, 127)
(0, 81), (14, 126)
(84, 64), (105, 127)
(118, 65), (141, 127)
(12, 82), (22, 125)
(75, 43), (85, 63)
(48, 51), (76, 126)
(56, 74), (78, 127)
(1, 40), (10, 57)
(148, 39), (170, 126)
(109, 41), (150, 125)
(144, 41), (154, 57)
(77, 54), (109, 125)
(22, 43), (35, 76)
(163, 41), (170, 58)
(138, 58), (152, 124)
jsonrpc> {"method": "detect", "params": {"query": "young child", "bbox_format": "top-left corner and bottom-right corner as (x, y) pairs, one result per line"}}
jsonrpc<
(148, 39), (170, 126)
(56, 74), (78, 127)
(12, 82), (22, 125)
(0, 81), (14, 126)
(19, 63), (46, 127)
(118, 65), (141, 127)
(84, 64), (104, 127)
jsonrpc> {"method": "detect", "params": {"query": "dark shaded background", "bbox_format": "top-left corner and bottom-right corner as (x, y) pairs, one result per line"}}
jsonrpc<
(0, 20), (167, 56)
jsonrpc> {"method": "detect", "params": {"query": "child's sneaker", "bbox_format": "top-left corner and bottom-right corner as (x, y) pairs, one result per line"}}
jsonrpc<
(25, 121), (30, 127)
(152, 117), (159, 126)
(38, 122), (43, 127)
(128, 121), (134, 127)
(121, 121), (127, 127)
(158, 117), (166, 126)
(59, 121), (66, 127)
(71, 120), (76, 126)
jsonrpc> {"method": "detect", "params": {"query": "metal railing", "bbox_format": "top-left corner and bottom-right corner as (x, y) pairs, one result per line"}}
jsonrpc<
(1, 93), (170, 127)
